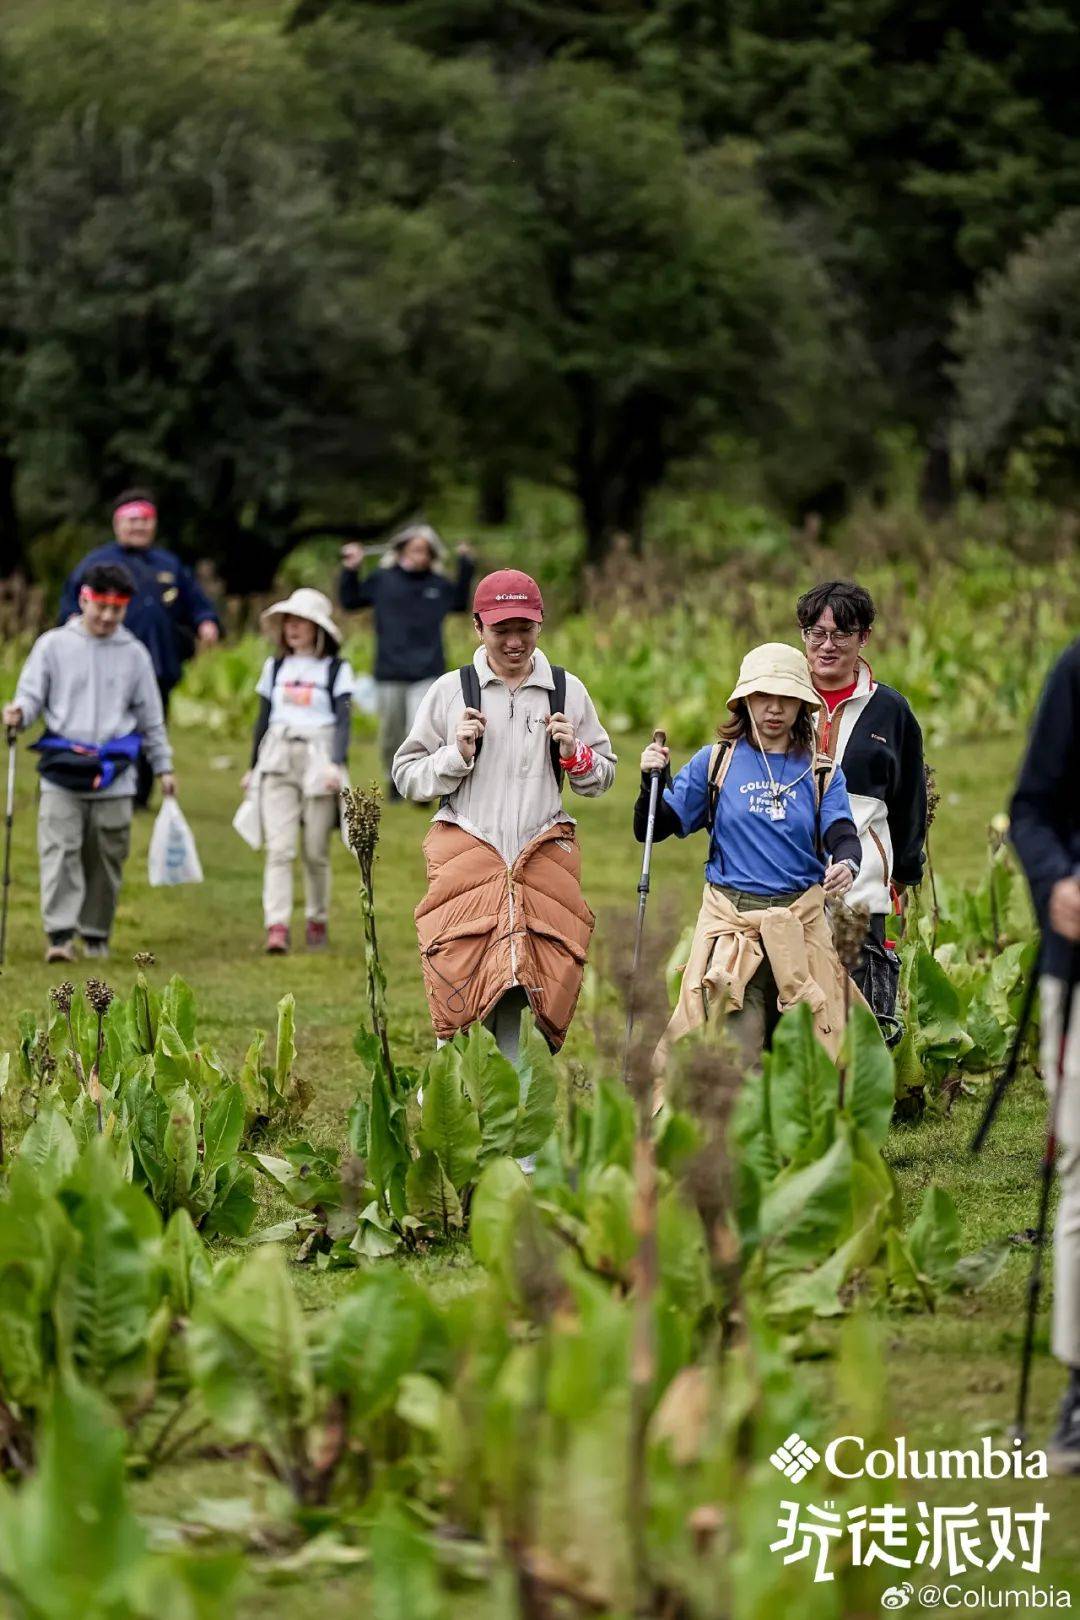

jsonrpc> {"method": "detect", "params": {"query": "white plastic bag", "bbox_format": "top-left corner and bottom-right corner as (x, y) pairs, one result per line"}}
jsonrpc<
(148, 797), (204, 886)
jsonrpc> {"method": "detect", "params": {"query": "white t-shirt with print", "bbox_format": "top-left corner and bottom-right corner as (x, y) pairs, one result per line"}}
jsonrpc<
(257, 654), (355, 733)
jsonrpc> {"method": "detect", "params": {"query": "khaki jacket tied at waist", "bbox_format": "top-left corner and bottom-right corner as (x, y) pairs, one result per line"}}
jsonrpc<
(656, 883), (869, 1070)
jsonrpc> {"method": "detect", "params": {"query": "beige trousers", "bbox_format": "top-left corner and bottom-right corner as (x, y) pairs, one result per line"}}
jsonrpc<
(1041, 976), (1080, 1368)
(38, 789), (133, 941)
(260, 739), (339, 928)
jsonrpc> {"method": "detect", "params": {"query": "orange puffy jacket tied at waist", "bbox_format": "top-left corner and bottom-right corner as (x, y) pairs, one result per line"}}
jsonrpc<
(414, 819), (595, 1049)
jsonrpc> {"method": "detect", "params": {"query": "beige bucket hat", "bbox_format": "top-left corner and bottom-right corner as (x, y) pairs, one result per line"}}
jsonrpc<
(261, 587), (343, 646)
(726, 642), (821, 712)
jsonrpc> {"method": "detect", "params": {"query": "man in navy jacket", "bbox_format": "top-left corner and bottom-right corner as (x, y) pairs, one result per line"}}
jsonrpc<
(1011, 638), (1080, 1472)
(339, 523), (473, 799)
(59, 491), (220, 805)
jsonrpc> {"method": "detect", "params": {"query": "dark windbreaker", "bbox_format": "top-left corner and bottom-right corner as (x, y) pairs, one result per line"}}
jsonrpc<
(338, 556), (474, 682)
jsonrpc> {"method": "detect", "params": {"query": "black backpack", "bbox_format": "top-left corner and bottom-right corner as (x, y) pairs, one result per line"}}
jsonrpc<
(458, 662), (568, 786)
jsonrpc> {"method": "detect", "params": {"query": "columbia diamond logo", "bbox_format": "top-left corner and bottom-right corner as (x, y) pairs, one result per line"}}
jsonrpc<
(769, 1432), (820, 1483)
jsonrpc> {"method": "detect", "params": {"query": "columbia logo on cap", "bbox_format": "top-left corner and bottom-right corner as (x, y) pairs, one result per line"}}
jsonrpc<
(495, 592), (529, 601)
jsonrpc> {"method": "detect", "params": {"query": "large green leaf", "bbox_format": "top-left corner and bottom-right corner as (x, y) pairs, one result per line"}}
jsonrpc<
(910, 946), (974, 1074)
(511, 1012), (558, 1157)
(907, 1184), (962, 1290)
(162, 975), (197, 1046)
(188, 1248), (315, 1443)
(0, 1378), (146, 1617)
(153, 1015), (198, 1100)
(843, 1003), (895, 1147)
(271, 992), (297, 1111)
(163, 1087), (199, 1213)
(470, 1157), (532, 1277)
(769, 1002), (839, 1162)
(406, 1150), (464, 1234)
(16, 1102), (78, 1192)
(201, 1082), (245, 1184)
(54, 1143), (164, 1402)
(582, 1164), (636, 1280)
(202, 1163), (258, 1240)
(320, 1271), (441, 1422)
(759, 1132), (854, 1274)
(162, 1209), (213, 1317)
(369, 1497), (443, 1620)
(417, 1048), (481, 1192)
(455, 1022), (519, 1162)
(368, 1057), (411, 1221)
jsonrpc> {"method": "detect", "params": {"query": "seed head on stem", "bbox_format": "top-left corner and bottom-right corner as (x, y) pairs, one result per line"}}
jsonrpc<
(133, 951), (156, 969)
(829, 900), (871, 974)
(50, 981), (75, 1015)
(85, 978), (115, 1017)
(342, 785), (381, 887)
(924, 763), (941, 828)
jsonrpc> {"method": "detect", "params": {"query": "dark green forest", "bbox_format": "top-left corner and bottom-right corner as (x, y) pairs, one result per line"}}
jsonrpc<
(2, 0), (1080, 589)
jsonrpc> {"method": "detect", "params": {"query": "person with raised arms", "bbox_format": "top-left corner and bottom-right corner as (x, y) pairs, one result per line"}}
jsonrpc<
(339, 524), (473, 802)
(635, 643), (864, 1077)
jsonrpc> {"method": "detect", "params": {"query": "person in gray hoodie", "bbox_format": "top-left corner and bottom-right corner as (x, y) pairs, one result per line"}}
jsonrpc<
(3, 562), (176, 962)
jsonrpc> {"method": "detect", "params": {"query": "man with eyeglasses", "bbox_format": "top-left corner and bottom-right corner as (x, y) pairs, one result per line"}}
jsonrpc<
(795, 580), (927, 1027)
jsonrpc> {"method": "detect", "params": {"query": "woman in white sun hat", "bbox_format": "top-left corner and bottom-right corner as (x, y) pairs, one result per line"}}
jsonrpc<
(244, 588), (355, 954)
(634, 642), (868, 1079)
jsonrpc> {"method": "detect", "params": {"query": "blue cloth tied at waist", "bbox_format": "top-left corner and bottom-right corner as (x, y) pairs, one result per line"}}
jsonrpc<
(31, 731), (142, 791)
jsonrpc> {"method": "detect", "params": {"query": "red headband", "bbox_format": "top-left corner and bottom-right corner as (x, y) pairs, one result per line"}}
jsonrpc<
(114, 500), (156, 522)
(80, 588), (132, 605)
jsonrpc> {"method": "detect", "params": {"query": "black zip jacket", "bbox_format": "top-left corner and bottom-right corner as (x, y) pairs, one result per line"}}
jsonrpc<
(821, 678), (927, 901)
(1010, 639), (1080, 980)
(338, 557), (474, 682)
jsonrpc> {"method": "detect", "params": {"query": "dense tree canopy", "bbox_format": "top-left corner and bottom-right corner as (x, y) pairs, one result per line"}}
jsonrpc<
(1, 0), (1079, 582)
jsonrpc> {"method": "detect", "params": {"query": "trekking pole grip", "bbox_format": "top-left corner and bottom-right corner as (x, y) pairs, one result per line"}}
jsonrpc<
(651, 728), (667, 762)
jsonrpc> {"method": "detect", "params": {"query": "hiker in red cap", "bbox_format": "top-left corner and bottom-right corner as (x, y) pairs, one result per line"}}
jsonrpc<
(393, 569), (616, 1136)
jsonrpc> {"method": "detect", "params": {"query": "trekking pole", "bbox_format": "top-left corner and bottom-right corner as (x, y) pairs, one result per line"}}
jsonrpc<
(1013, 948), (1079, 1442)
(623, 730), (667, 1084)
(0, 726), (16, 967)
(970, 959), (1040, 1155)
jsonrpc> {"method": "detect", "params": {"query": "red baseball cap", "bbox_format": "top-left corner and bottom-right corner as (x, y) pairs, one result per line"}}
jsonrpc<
(473, 569), (544, 625)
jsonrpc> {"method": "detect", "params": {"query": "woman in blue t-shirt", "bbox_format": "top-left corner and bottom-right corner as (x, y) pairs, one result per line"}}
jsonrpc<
(634, 643), (864, 1070)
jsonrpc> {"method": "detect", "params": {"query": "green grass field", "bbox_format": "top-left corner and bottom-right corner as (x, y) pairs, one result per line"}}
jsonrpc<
(1, 718), (1076, 1616)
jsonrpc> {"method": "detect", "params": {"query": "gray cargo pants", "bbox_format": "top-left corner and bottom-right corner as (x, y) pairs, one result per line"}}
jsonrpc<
(38, 789), (133, 942)
(1041, 976), (1080, 1369)
(377, 679), (435, 783)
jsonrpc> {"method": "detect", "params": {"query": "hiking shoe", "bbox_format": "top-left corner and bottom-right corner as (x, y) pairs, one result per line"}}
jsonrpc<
(515, 1153), (538, 1176)
(265, 924), (290, 955)
(1048, 1382), (1080, 1475)
(81, 937), (110, 960)
(45, 940), (77, 964)
(306, 919), (328, 951)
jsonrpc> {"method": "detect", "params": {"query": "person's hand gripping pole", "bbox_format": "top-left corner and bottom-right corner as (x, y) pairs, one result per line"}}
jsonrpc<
(623, 729), (669, 1083)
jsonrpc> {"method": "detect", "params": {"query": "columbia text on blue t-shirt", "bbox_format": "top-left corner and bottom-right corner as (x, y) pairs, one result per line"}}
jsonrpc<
(662, 739), (854, 895)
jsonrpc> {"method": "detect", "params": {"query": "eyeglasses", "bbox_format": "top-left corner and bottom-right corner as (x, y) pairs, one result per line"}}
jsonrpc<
(802, 625), (860, 647)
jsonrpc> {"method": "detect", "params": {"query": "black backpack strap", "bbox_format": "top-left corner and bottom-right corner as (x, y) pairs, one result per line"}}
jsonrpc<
(813, 755), (834, 857)
(549, 665), (567, 786)
(459, 664), (483, 761)
(706, 740), (732, 830)
(326, 655), (343, 695)
(271, 655), (285, 688)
